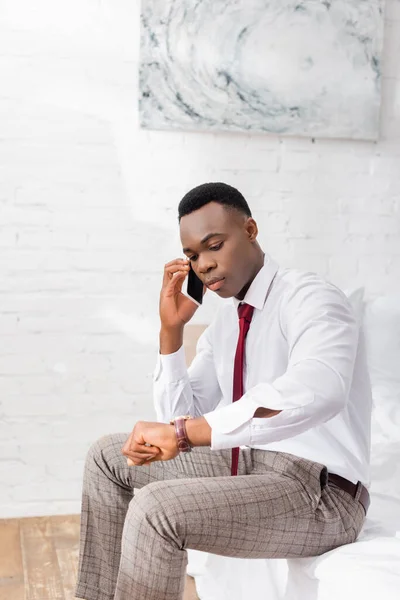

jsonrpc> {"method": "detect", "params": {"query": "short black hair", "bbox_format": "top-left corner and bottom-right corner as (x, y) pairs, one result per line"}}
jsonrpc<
(178, 182), (252, 223)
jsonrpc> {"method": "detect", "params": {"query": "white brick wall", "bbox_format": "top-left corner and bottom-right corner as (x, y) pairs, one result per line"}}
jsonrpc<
(0, 0), (399, 518)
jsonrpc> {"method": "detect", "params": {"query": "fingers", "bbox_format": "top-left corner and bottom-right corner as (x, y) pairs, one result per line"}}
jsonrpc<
(122, 442), (160, 458)
(125, 451), (158, 467)
(162, 258), (190, 287)
(166, 269), (188, 297)
(164, 258), (190, 268)
(121, 430), (134, 455)
(122, 432), (160, 459)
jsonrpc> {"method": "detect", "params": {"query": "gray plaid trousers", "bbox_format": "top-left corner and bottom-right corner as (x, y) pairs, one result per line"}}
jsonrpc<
(75, 433), (365, 600)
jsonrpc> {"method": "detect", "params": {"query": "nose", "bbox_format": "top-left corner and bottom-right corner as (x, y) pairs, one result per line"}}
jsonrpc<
(197, 256), (217, 275)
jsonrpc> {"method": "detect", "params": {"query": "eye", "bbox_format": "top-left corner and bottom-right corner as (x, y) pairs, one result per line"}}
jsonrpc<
(188, 242), (223, 262)
(210, 242), (223, 251)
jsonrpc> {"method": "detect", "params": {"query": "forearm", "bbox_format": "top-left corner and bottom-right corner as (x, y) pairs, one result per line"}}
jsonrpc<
(154, 327), (194, 422)
(185, 416), (212, 446)
(159, 325), (184, 355)
(154, 323), (222, 425)
(184, 409), (280, 449)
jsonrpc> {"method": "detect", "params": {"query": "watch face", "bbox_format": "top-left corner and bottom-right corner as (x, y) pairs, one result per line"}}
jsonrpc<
(178, 440), (191, 451)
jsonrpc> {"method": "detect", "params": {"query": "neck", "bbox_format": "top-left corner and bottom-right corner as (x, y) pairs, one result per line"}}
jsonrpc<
(235, 249), (265, 301)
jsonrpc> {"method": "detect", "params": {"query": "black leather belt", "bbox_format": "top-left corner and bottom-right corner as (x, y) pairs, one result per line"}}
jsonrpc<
(328, 473), (370, 515)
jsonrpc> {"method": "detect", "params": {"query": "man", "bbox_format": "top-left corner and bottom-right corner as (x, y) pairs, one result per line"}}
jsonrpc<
(75, 182), (372, 600)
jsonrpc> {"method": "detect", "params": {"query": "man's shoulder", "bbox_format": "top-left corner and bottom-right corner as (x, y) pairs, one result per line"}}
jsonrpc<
(276, 266), (351, 311)
(277, 266), (344, 296)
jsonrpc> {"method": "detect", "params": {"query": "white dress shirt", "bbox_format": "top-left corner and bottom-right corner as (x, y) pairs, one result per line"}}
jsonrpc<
(153, 254), (372, 486)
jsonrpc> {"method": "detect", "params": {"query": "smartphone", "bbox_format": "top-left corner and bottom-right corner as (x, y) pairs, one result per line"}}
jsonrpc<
(186, 263), (204, 306)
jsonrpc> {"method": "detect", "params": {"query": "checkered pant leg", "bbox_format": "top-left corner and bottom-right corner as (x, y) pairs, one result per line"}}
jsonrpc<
(75, 433), (365, 600)
(75, 432), (246, 600)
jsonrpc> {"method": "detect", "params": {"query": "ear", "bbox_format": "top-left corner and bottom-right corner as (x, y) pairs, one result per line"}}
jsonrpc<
(245, 218), (258, 242)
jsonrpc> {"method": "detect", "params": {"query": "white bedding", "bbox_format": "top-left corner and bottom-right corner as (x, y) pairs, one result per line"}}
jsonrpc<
(187, 293), (400, 600)
(189, 460), (400, 600)
(188, 413), (400, 600)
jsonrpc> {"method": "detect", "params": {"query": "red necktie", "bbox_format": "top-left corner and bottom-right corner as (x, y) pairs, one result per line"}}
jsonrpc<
(231, 302), (254, 476)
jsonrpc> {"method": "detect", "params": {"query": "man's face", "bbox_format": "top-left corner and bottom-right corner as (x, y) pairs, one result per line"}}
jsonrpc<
(179, 201), (257, 299)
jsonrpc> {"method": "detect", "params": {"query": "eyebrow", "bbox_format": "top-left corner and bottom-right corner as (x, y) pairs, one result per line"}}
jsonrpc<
(182, 232), (224, 254)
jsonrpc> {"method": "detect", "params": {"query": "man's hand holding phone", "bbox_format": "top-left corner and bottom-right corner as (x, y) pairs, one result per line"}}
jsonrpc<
(121, 259), (207, 466)
(159, 258), (206, 354)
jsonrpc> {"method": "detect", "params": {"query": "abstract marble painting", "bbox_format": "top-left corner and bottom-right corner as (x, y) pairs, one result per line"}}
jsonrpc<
(139, 1), (385, 141)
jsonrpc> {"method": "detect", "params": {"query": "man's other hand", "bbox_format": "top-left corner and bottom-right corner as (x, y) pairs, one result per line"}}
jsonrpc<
(121, 421), (179, 466)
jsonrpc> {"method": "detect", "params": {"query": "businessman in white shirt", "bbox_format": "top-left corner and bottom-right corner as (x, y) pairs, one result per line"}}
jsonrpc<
(76, 182), (372, 600)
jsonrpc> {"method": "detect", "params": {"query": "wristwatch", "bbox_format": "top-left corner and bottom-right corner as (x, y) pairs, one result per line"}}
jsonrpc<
(169, 414), (194, 452)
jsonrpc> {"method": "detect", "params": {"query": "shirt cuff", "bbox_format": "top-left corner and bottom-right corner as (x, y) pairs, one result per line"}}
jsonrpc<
(153, 345), (187, 383)
(203, 395), (260, 435)
(203, 412), (252, 450)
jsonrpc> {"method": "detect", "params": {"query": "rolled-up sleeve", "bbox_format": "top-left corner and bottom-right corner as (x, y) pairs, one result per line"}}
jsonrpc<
(153, 324), (222, 423)
(203, 280), (359, 450)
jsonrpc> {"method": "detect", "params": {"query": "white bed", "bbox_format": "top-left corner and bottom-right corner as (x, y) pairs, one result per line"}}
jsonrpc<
(186, 291), (400, 600)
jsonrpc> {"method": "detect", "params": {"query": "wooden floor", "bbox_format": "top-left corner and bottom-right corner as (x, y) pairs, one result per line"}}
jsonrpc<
(0, 516), (199, 600)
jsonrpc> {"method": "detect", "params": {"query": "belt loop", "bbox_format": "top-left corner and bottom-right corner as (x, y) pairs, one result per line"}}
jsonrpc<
(355, 481), (362, 502)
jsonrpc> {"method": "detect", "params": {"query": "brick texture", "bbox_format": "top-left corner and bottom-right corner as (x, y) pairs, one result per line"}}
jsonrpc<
(0, 0), (400, 517)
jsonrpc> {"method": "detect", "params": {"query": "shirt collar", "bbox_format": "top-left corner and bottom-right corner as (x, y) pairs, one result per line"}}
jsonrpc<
(232, 253), (279, 312)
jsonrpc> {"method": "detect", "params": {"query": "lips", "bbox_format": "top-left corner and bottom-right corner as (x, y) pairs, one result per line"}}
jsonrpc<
(206, 277), (225, 291)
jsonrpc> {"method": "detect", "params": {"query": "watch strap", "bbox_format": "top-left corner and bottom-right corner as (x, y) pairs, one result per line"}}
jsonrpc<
(170, 415), (193, 452)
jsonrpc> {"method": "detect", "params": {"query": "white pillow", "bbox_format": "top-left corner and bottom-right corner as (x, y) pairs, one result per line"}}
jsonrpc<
(343, 286), (365, 324)
(363, 294), (400, 390)
(362, 294), (400, 501)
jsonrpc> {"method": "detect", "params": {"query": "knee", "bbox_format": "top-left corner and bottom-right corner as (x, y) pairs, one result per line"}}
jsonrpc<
(85, 433), (125, 472)
(86, 433), (110, 462)
(128, 482), (183, 547)
(131, 481), (166, 516)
